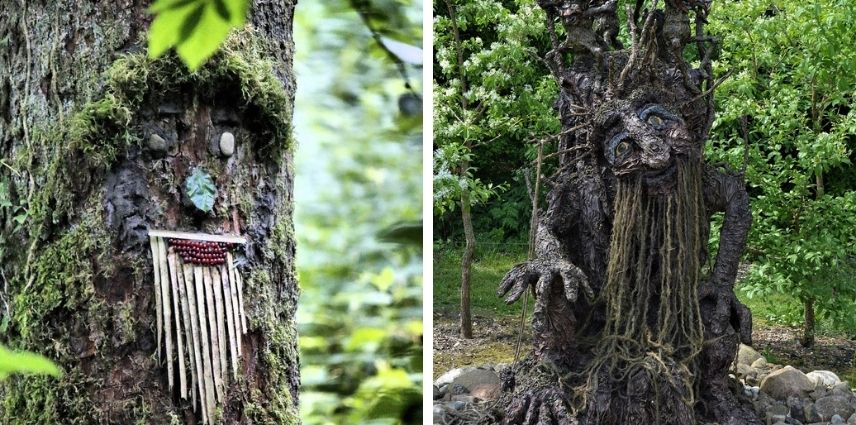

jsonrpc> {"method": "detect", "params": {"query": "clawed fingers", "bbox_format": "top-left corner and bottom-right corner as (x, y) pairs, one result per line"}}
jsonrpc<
(499, 263), (537, 304)
(559, 262), (591, 302)
(503, 389), (575, 425)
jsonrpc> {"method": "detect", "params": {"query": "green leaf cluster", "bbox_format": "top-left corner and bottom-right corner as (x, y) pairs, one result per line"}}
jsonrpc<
(707, 0), (856, 329)
(148, 0), (250, 70)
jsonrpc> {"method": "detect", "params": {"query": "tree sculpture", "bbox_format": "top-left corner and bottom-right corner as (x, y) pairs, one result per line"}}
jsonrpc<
(496, 0), (761, 423)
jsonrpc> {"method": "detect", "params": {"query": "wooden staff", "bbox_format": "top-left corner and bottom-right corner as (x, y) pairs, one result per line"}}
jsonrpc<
(203, 267), (224, 402)
(176, 261), (198, 407)
(220, 264), (239, 379)
(182, 263), (205, 421)
(167, 251), (187, 399)
(226, 253), (243, 350)
(211, 267), (228, 385)
(236, 267), (247, 334)
(194, 266), (216, 422)
(156, 237), (174, 391)
(149, 237), (163, 361)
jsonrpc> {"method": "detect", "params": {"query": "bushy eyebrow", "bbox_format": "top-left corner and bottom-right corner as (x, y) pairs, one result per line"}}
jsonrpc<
(638, 104), (680, 121)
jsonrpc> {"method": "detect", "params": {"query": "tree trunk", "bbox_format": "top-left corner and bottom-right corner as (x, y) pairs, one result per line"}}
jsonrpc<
(801, 297), (816, 348)
(460, 175), (475, 339)
(0, 1), (299, 424)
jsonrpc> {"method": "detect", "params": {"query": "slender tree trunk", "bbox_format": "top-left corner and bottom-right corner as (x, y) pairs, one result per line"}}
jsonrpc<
(0, 1), (299, 423)
(460, 169), (475, 339)
(801, 297), (816, 348)
(800, 171), (823, 348)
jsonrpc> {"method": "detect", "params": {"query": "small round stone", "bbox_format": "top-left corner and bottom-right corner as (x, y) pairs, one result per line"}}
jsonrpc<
(219, 131), (235, 157)
(148, 133), (167, 152)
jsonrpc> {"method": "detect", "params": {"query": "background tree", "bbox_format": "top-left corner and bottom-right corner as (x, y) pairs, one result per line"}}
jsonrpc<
(0, 1), (300, 422)
(433, 0), (559, 338)
(706, 0), (856, 347)
(293, 0), (424, 423)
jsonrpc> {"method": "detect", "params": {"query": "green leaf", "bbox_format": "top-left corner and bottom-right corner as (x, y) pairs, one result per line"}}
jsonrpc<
(147, 0), (199, 59)
(212, 0), (231, 22)
(175, 5), (232, 70)
(377, 220), (422, 245)
(185, 168), (218, 213)
(0, 345), (62, 380)
(178, 4), (206, 44)
(147, 0), (250, 70)
(379, 37), (423, 65)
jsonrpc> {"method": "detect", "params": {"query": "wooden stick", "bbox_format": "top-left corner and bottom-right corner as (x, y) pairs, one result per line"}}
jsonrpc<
(226, 253), (242, 352)
(221, 264), (239, 379)
(177, 261), (198, 408)
(236, 267), (247, 334)
(149, 237), (163, 362)
(194, 266), (215, 423)
(148, 229), (246, 244)
(156, 238), (174, 392)
(211, 267), (228, 386)
(182, 263), (205, 420)
(203, 267), (224, 402)
(167, 251), (187, 399)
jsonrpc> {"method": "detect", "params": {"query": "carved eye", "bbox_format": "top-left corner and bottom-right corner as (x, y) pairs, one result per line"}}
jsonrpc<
(607, 132), (633, 164)
(647, 114), (664, 127)
(614, 140), (631, 158)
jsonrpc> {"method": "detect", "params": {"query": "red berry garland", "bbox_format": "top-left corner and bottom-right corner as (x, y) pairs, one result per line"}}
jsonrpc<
(168, 238), (233, 265)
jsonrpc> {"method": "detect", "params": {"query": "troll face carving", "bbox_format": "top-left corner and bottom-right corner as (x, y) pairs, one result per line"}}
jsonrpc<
(495, 1), (761, 424)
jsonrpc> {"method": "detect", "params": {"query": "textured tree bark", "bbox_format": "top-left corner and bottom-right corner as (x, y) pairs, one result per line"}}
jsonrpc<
(494, 1), (762, 424)
(0, 1), (299, 424)
(801, 297), (816, 348)
(460, 181), (475, 339)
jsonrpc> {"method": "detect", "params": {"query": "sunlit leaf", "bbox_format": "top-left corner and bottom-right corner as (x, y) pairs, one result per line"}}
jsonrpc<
(0, 345), (62, 380)
(380, 37), (423, 65)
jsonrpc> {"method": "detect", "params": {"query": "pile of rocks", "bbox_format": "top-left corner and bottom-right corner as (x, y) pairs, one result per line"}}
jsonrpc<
(432, 347), (856, 425)
(432, 366), (502, 424)
(734, 344), (856, 425)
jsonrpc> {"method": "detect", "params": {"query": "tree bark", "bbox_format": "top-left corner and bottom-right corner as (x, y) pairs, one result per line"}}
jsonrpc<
(460, 177), (475, 339)
(0, 1), (299, 424)
(801, 297), (816, 348)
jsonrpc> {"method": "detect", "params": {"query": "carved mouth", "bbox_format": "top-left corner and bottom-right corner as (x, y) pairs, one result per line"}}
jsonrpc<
(643, 163), (677, 187)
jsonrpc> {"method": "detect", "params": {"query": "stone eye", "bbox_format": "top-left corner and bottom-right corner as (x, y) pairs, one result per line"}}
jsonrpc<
(647, 114), (664, 127)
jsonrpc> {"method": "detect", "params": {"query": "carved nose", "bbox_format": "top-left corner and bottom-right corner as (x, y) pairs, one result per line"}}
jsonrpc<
(644, 144), (671, 169)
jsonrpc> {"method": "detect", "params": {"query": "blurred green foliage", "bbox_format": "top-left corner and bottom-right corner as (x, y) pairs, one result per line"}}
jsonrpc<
(293, 0), (423, 423)
(706, 0), (856, 336)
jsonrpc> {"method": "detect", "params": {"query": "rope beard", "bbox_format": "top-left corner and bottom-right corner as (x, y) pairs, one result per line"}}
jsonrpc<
(579, 157), (706, 425)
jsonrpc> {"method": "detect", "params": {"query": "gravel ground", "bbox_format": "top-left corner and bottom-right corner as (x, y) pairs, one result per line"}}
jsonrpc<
(433, 311), (856, 380)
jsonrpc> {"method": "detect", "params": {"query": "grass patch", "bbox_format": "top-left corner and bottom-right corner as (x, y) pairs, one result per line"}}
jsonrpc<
(433, 243), (528, 316)
(435, 241), (856, 341)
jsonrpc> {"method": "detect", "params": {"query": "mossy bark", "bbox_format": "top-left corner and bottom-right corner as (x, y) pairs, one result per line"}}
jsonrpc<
(0, 1), (299, 424)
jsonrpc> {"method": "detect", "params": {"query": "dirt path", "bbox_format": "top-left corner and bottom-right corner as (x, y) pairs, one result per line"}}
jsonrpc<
(433, 311), (856, 381)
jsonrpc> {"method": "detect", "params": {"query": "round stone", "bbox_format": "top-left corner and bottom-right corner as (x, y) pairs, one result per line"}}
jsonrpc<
(148, 133), (167, 152)
(219, 131), (235, 157)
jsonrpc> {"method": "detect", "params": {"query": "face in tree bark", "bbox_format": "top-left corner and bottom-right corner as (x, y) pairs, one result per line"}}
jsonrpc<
(495, 1), (759, 424)
(0, 1), (299, 424)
